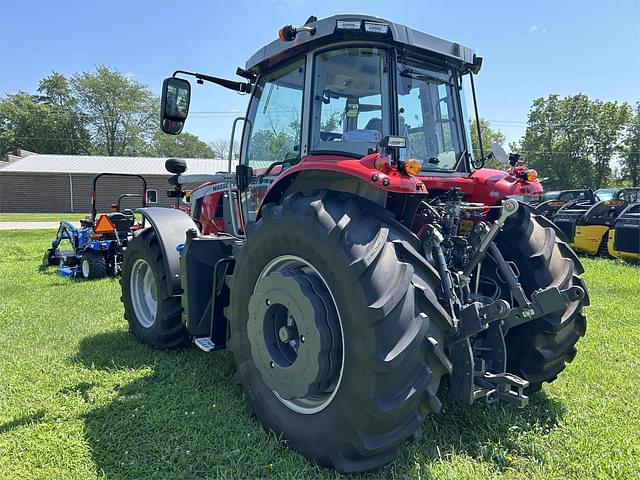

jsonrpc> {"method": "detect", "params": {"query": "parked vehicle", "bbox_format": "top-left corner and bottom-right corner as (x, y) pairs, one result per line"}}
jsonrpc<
(120, 15), (587, 473)
(554, 187), (640, 256)
(43, 173), (146, 278)
(532, 189), (595, 218)
(607, 202), (640, 262)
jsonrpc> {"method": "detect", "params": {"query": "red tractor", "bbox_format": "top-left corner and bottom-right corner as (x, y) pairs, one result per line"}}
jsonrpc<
(120, 15), (587, 473)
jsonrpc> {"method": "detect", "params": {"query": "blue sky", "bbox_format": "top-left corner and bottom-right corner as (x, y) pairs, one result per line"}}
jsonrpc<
(1, 0), (638, 147)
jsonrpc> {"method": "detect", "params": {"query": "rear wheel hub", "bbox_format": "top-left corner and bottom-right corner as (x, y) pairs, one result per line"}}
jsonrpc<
(248, 255), (342, 413)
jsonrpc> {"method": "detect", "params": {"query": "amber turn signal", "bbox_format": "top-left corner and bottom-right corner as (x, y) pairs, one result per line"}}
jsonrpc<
(404, 159), (422, 176)
(526, 169), (538, 182)
(374, 154), (389, 171)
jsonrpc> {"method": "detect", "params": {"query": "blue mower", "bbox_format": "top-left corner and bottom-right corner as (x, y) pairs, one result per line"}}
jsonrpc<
(43, 173), (147, 279)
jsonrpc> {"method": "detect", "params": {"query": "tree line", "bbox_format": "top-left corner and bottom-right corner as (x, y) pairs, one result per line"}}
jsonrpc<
(0, 66), (214, 158)
(2, 67), (639, 190)
(488, 94), (639, 190)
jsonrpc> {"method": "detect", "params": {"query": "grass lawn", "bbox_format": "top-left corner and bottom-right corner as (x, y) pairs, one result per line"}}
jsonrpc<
(0, 229), (638, 479)
(0, 213), (88, 222)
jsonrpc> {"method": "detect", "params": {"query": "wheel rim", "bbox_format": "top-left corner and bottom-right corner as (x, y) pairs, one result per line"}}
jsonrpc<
(130, 258), (158, 328)
(248, 255), (345, 415)
(81, 258), (90, 278)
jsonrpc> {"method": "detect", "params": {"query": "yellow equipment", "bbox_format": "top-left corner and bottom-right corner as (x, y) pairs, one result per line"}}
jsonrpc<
(607, 203), (640, 262)
(554, 189), (640, 257)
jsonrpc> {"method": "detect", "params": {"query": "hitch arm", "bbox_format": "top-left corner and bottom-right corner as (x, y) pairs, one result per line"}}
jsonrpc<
(463, 199), (519, 278)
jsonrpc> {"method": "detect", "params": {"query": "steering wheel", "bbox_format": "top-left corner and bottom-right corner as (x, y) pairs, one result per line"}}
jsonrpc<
(320, 131), (343, 141)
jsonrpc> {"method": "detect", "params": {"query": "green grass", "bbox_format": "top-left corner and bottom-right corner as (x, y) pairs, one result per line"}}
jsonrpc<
(0, 213), (88, 222)
(0, 230), (639, 479)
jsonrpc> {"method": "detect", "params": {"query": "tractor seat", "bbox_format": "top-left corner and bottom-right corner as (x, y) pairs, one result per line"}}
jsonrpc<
(109, 212), (135, 233)
(80, 217), (94, 228)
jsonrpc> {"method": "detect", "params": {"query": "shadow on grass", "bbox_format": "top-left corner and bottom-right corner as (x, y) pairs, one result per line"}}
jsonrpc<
(0, 410), (46, 434)
(72, 331), (566, 478)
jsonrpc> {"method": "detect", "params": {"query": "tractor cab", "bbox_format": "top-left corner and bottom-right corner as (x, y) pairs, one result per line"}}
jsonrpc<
(160, 14), (541, 235)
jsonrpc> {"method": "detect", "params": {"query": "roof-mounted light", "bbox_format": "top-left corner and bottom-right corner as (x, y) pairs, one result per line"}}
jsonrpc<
(336, 20), (362, 30)
(364, 22), (389, 34)
(278, 24), (316, 42)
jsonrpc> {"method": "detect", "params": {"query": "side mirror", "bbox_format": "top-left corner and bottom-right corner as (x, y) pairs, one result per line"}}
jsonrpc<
(491, 142), (509, 164)
(160, 77), (191, 135)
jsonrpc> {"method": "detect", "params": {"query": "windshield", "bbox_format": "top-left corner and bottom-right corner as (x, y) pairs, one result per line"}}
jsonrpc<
(619, 189), (640, 203)
(310, 47), (389, 157)
(595, 189), (617, 201)
(309, 47), (469, 167)
(396, 58), (466, 170)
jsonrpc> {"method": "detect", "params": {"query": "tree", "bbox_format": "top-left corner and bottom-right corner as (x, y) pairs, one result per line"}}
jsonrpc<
(469, 118), (505, 168)
(209, 139), (240, 160)
(621, 102), (640, 186)
(153, 131), (214, 158)
(520, 94), (630, 190)
(71, 65), (157, 156)
(0, 72), (90, 156)
(589, 100), (630, 188)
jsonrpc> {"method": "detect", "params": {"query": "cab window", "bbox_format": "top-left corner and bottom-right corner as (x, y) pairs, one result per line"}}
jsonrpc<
(243, 58), (306, 221)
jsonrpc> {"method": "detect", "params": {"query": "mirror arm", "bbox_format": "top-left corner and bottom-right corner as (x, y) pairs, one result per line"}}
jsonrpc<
(172, 70), (251, 93)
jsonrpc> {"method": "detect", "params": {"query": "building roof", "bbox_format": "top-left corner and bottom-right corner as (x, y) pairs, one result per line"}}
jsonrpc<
(0, 154), (234, 175)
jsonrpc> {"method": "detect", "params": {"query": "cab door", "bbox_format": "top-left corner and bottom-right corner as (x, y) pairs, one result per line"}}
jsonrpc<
(239, 57), (306, 225)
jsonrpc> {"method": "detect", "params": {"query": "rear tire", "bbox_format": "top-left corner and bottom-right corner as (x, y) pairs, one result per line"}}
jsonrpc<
(226, 191), (452, 473)
(497, 207), (588, 393)
(121, 228), (190, 349)
(81, 252), (107, 279)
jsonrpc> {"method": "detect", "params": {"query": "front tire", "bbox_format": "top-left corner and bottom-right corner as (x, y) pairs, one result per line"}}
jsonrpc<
(121, 228), (189, 349)
(226, 191), (452, 473)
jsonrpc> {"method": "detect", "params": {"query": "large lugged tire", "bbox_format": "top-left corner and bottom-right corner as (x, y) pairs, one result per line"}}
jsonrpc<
(81, 252), (107, 279)
(121, 228), (190, 349)
(497, 206), (588, 393)
(225, 191), (453, 473)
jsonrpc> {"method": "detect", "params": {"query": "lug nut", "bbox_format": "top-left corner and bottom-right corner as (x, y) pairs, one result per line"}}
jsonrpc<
(279, 326), (298, 343)
(270, 361), (275, 368)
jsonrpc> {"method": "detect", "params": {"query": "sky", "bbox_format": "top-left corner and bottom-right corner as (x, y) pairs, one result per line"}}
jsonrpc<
(1, 0), (639, 148)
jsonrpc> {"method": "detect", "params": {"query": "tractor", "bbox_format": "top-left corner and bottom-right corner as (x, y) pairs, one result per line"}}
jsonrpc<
(120, 15), (588, 473)
(43, 173), (147, 278)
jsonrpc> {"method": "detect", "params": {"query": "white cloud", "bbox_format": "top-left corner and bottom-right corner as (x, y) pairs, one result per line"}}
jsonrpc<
(529, 25), (547, 33)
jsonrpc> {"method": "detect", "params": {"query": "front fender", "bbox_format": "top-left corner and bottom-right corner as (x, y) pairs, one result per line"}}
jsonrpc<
(137, 207), (198, 296)
(260, 154), (427, 211)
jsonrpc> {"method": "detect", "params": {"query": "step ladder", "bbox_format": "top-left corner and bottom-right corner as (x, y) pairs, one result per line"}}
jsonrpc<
(194, 337), (215, 352)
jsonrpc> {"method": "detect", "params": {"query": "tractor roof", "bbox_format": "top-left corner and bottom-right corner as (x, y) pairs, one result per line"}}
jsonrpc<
(246, 14), (479, 74)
